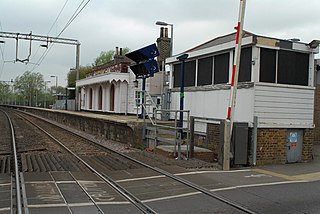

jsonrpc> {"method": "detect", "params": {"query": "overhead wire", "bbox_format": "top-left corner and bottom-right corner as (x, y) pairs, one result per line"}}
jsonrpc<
(26, 0), (69, 72)
(47, 0), (69, 36)
(57, 0), (91, 37)
(0, 20), (4, 61)
(30, 0), (91, 72)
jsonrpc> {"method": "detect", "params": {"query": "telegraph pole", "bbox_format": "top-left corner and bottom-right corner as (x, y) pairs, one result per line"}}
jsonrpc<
(75, 43), (80, 111)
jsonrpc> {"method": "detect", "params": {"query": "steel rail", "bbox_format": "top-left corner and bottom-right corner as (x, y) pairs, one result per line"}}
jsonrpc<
(17, 109), (256, 214)
(106, 146), (256, 214)
(16, 112), (156, 214)
(0, 109), (23, 214)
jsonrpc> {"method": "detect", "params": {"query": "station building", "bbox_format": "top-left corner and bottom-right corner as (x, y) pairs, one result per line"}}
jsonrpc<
(76, 28), (171, 116)
(76, 53), (138, 114)
(166, 31), (319, 165)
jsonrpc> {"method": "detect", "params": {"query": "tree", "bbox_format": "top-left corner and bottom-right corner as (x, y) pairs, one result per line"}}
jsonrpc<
(92, 47), (130, 66)
(67, 66), (92, 87)
(93, 50), (115, 67)
(67, 66), (92, 99)
(14, 71), (44, 106)
(0, 82), (11, 104)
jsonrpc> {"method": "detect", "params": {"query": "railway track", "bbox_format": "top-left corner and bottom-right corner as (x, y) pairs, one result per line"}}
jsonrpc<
(0, 108), (256, 213)
(0, 109), (22, 214)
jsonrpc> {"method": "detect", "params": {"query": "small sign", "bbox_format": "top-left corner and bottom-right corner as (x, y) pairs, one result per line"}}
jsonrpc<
(289, 132), (298, 143)
(291, 142), (297, 148)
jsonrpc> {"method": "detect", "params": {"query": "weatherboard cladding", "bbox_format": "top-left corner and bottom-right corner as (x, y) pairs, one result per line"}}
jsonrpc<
(254, 83), (314, 128)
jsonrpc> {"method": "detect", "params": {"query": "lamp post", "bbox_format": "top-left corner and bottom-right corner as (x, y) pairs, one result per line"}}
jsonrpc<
(176, 54), (189, 129)
(176, 53), (188, 160)
(155, 21), (173, 56)
(50, 75), (58, 109)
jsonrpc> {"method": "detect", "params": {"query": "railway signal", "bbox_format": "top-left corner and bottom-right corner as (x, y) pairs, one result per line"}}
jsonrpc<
(126, 43), (160, 119)
(125, 43), (160, 78)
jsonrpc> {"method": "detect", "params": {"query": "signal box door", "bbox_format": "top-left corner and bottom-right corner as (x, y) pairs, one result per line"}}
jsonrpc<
(286, 129), (303, 163)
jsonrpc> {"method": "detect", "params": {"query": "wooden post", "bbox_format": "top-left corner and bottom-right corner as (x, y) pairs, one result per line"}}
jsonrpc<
(190, 116), (195, 158)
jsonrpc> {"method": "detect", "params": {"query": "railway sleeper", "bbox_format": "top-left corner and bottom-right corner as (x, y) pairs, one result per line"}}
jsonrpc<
(95, 155), (126, 171)
(1, 157), (10, 173)
(44, 154), (58, 171)
(30, 155), (40, 172)
(50, 155), (66, 171)
(26, 155), (33, 172)
(39, 153), (51, 171)
(35, 154), (47, 172)
(81, 156), (113, 173)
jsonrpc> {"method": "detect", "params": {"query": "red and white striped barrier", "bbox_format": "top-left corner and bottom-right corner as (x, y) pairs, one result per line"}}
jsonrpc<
(227, 0), (246, 128)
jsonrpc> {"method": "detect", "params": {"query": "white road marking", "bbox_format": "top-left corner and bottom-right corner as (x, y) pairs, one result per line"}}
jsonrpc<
(142, 180), (310, 203)
(117, 169), (252, 183)
(244, 174), (272, 178)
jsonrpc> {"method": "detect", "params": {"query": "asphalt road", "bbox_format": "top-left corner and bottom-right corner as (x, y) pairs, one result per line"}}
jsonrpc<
(219, 180), (320, 214)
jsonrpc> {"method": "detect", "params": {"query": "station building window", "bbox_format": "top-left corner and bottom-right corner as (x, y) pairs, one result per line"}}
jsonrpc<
(110, 84), (115, 111)
(98, 86), (102, 110)
(238, 47), (252, 82)
(197, 56), (213, 86)
(89, 88), (93, 109)
(259, 48), (309, 86)
(173, 60), (196, 87)
(214, 52), (230, 84)
(260, 48), (276, 83)
(278, 50), (309, 86)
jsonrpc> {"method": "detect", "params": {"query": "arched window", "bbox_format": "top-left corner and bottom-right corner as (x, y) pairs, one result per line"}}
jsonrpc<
(98, 86), (103, 110)
(110, 84), (115, 111)
(89, 88), (93, 109)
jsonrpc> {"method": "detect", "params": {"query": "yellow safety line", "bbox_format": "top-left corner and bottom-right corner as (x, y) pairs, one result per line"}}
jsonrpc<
(292, 172), (320, 181)
(254, 168), (320, 182)
(253, 169), (296, 181)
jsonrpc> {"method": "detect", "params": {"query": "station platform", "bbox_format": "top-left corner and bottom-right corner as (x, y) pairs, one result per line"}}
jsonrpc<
(10, 106), (215, 163)
(43, 108), (143, 124)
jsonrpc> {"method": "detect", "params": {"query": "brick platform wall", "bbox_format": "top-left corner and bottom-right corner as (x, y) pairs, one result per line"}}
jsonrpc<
(16, 107), (145, 149)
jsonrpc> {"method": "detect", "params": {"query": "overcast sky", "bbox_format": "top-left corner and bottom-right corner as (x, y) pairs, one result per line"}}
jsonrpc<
(0, 0), (320, 86)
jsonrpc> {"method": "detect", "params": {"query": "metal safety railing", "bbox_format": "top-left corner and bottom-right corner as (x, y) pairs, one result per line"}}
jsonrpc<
(135, 89), (159, 125)
(144, 109), (190, 160)
(135, 89), (191, 159)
